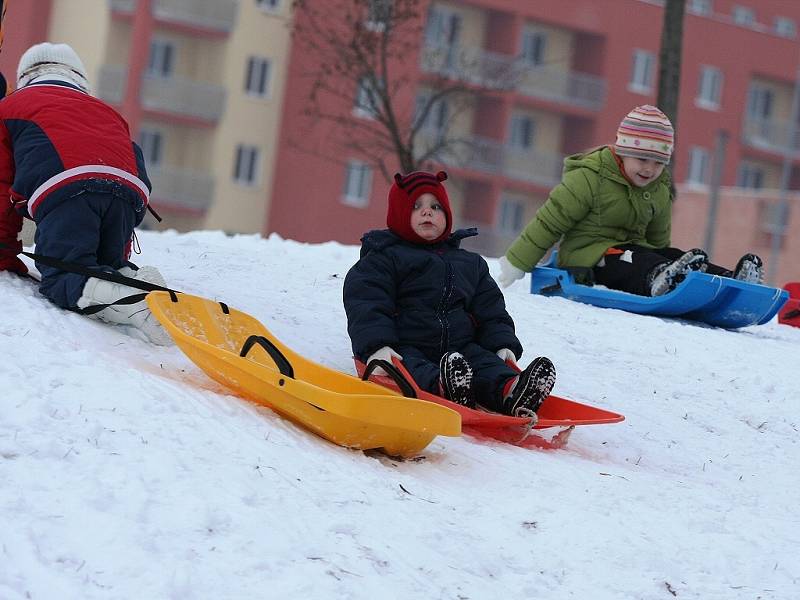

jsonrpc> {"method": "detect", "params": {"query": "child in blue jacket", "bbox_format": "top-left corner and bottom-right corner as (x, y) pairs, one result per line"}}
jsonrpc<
(343, 171), (555, 417)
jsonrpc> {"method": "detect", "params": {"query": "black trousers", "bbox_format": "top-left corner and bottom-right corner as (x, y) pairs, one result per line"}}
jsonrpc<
(592, 244), (730, 297)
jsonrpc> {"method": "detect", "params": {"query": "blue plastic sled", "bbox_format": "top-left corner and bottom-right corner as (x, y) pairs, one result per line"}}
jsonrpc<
(530, 252), (789, 329)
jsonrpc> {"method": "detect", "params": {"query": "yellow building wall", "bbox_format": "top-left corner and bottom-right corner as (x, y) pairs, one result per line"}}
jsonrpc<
(202, 0), (292, 234)
(48, 0), (110, 93)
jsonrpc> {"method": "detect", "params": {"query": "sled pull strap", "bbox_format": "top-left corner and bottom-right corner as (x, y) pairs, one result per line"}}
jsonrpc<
(362, 359), (417, 399)
(240, 335), (294, 378)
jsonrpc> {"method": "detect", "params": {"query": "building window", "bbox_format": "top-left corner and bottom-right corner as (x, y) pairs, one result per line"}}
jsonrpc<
(353, 76), (383, 119)
(255, 0), (280, 12)
(342, 161), (372, 207)
(774, 17), (797, 38)
(139, 128), (163, 167)
(498, 196), (524, 234)
(147, 39), (175, 77)
(629, 49), (655, 94)
(233, 144), (260, 185)
(425, 6), (462, 48)
(746, 84), (774, 120)
(365, 0), (392, 31)
(736, 163), (765, 189)
(696, 66), (722, 110)
(416, 91), (449, 138)
(509, 114), (535, 150)
(687, 146), (710, 184)
(520, 29), (546, 66)
(732, 5), (755, 27)
(245, 56), (271, 97)
(757, 200), (786, 249)
(687, 0), (712, 16)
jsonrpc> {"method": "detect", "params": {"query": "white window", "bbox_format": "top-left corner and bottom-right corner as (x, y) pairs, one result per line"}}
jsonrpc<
(687, 146), (710, 184)
(416, 91), (449, 136)
(245, 56), (271, 97)
(233, 144), (260, 185)
(696, 66), (722, 110)
(509, 114), (535, 150)
(498, 196), (524, 234)
(746, 84), (774, 120)
(425, 6), (462, 47)
(629, 49), (655, 94)
(520, 29), (546, 66)
(139, 128), (163, 167)
(732, 5), (755, 27)
(774, 17), (797, 38)
(736, 163), (765, 189)
(687, 0), (712, 16)
(147, 39), (175, 77)
(255, 0), (280, 12)
(353, 76), (383, 119)
(365, 0), (392, 31)
(342, 161), (372, 207)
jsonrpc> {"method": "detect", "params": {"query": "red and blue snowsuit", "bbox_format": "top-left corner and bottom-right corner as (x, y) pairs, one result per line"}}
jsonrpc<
(0, 80), (151, 307)
(343, 228), (523, 410)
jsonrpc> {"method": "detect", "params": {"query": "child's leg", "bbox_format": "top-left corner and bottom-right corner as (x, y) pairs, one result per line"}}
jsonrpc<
(35, 194), (130, 308)
(593, 244), (676, 296)
(458, 343), (517, 412)
(395, 346), (441, 395)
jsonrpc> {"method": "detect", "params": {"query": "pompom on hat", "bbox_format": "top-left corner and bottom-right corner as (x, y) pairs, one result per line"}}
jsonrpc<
(614, 105), (674, 164)
(387, 171), (452, 244)
(16, 42), (90, 93)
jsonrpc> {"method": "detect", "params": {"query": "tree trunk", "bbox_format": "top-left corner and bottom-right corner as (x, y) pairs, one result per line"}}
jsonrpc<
(657, 0), (685, 191)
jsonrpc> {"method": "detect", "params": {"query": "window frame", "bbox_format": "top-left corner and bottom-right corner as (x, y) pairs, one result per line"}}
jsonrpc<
(628, 49), (655, 94)
(245, 55), (272, 98)
(147, 38), (176, 78)
(138, 127), (164, 167)
(696, 65), (723, 110)
(687, 146), (711, 185)
(342, 160), (373, 208)
(233, 144), (261, 186)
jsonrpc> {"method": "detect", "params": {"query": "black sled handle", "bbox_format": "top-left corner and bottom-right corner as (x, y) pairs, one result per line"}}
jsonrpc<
(240, 335), (294, 379)
(362, 359), (417, 399)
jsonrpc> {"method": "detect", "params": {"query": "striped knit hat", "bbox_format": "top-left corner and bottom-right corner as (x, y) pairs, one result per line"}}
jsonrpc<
(614, 105), (674, 164)
(387, 171), (452, 244)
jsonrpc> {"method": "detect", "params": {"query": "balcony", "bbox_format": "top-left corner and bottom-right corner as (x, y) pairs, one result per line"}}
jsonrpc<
(149, 165), (215, 212)
(109, 0), (239, 33)
(420, 42), (606, 110)
(416, 132), (564, 188)
(95, 67), (227, 123)
(742, 116), (800, 157)
(141, 74), (226, 123)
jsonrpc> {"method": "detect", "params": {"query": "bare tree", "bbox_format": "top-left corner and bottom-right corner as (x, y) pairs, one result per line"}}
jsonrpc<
(291, 0), (498, 180)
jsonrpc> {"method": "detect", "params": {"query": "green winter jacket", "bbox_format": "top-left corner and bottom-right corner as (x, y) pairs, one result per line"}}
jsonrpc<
(505, 146), (673, 273)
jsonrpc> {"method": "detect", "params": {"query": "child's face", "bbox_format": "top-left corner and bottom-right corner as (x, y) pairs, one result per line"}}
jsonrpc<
(410, 193), (447, 241)
(621, 156), (666, 187)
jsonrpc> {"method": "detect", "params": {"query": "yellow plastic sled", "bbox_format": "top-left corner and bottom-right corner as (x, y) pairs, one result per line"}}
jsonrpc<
(146, 291), (460, 457)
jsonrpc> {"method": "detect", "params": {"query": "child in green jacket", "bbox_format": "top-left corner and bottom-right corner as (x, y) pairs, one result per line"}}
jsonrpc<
(497, 105), (763, 297)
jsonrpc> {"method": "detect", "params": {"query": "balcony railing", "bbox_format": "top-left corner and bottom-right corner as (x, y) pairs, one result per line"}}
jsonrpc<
(742, 116), (800, 156)
(415, 132), (564, 187)
(149, 165), (215, 212)
(108, 0), (239, 32)
(95, 67), (226, 123)
(141, 74), (226, 122)
(420, 42), (607, 110)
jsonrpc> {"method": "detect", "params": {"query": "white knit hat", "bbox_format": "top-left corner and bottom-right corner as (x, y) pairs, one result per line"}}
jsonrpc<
(16, 42), (90, 93)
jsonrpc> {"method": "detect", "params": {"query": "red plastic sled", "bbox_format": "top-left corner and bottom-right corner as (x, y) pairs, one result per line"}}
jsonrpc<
(355, 357), (624, 450)
(778, 282), (800, 328)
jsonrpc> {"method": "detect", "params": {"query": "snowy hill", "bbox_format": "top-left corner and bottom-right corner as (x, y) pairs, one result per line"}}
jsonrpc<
(2, 230), (798, 600)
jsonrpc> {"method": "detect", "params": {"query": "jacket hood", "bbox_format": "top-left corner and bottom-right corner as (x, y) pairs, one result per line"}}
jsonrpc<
(359, 228), (478, 257)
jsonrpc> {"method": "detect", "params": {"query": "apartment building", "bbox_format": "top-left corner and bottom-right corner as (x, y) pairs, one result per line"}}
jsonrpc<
(0, 0), (291, 233)
(1, 0), (799, 281)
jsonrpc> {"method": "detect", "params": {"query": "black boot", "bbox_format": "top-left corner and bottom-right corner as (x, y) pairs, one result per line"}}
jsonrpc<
(503, 357), (556, 417)
(439, 352), (475, 408)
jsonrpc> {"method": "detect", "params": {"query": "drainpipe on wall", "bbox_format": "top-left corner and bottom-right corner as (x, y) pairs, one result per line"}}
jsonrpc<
(121, 0), (154, 139)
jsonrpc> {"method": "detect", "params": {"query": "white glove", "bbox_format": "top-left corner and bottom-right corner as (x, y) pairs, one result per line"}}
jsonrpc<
(366, 346), (402, 376)
(496, 348), (517, 363)
(497, 256), (525, 288)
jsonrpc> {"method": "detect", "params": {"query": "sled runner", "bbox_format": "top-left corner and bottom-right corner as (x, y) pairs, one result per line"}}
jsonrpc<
(355, 357), (624, 450)
(146, 291), (460, 457)
(530, 252), (788, 329)
(778, 282), (800, 328)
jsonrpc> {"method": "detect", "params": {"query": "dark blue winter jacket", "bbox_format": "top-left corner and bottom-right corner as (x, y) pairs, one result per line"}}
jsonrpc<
(343, 228), (523, 362)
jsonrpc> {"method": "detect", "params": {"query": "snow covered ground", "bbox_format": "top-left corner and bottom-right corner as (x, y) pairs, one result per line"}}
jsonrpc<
(2, 229), (798, 600)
